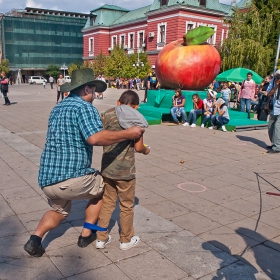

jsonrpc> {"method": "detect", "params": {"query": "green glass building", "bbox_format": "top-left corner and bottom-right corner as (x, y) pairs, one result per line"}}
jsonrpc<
(0, 7), (89, 76)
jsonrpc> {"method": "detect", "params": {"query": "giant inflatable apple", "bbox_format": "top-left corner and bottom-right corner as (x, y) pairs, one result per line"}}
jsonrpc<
(155, 26), (221, 90)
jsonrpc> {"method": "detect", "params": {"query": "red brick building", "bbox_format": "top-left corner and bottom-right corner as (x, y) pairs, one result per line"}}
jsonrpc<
(82, 0), (233, 66)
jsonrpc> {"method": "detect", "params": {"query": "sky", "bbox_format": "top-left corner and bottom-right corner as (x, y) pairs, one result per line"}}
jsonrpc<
(0, 0), (235, 14)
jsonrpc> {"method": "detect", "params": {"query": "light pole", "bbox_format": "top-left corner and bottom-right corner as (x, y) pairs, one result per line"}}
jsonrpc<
(132, 48), (144, 74)
(273, 33), (280, 74)
(60, 63), (68, 78)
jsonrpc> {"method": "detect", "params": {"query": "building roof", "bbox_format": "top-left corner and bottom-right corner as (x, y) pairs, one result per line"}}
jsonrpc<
(220, 3), (234, 16)
(90, 4), (130, 13)
(24, 7), (89, 18)
(237, 0), (252, 9)
(149, 0), (227, 14)
(83, 0), (231, 30)
(112, 5), (151, 25)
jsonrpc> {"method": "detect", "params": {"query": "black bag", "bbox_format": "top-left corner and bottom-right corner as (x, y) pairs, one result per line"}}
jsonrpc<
(260, 97), (272, 114)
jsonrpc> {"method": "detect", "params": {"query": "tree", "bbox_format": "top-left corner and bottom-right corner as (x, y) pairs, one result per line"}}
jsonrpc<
(68, 62), (81, 76)
(104, 46), (131, 78)
(45, 64), (60, 78)
(0, 59), (9, 74)
(128, 51), (151, 79)
(220, 5), (275, 77)
(92, 52), (107, 75)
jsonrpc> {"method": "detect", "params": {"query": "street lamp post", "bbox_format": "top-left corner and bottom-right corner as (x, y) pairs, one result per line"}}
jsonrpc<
(60, 63), (68, 78)
(132, 48), (144, 74)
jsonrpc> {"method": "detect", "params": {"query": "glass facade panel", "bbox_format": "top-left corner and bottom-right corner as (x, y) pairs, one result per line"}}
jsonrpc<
(1, 14), (87, 69)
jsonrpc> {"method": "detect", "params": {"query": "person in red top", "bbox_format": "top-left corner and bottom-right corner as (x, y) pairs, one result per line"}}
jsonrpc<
(183, 94), (204, 127)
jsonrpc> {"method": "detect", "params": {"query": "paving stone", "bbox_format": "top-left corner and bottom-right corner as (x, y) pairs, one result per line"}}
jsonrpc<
(0, 257), (64, 280)
(199, 261), (271, 280)
(133, 205), (183, 242)
(251, 208), (280, 230)
(67, 263), (131, 280)
(48, 244), (112, 278)
(198, 205), (246, 226)
(221, 199), (261, 217)
(147, 230), (237, 279)
(0, 216), (27, 237)
(145, 200), (191, 219)
(0, 195), (15, 218)
(175, 193), (216, 211)
(7, 195), (50, 215)
(135, 188), (167, 206)
(240, 244), (280, 280)
(0, 185), (40, 200)
(264, 235), (280, 252)
(171, 212), (222, 235)
(117, 250), (188, 279)
(199, 226), (260, 255)
(226, 218), (280, 243)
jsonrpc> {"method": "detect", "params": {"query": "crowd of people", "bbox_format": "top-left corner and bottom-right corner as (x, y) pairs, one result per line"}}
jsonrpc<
(171, 88), (230, 132)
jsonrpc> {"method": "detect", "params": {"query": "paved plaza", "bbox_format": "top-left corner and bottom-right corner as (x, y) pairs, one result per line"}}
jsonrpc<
(0, 84), (280, 279)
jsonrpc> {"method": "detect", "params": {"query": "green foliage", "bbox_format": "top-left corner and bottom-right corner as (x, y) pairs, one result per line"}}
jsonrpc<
(45, 64), (60, 78)
(104, 45), (131, 78)
(68, 63), (82, 76)
(92, 52), (107, 75)
(185, 26), (215, 45)
(220, 4), (278, 77)
(128, 51), (151, 79)
(0, 59), (10, 74)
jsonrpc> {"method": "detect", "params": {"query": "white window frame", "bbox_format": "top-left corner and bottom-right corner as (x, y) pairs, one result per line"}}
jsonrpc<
(207, 24), (217, 45)
(88, 37), (94, 56)
(221, 29), (224, 44)
(157, 22), (167, 50)
(137, 30), (145, 48)
(119, 33), (126, 48)
(111, 35), (117, 48)
(185, 21), (196, 33)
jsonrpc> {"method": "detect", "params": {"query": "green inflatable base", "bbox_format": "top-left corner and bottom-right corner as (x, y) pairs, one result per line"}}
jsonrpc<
(138, 89), (268, 132)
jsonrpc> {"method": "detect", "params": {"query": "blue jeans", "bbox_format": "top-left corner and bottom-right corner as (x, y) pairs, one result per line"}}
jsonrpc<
(211, 115), (229, 126)
(187, 109), (203, 124)
(202, 113), (211, 125)
(170, 107), (187, 123)
(240, 98), (251, 118)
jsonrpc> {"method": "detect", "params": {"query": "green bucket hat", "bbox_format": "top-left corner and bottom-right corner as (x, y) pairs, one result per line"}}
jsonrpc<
(60, 68), (106, 93)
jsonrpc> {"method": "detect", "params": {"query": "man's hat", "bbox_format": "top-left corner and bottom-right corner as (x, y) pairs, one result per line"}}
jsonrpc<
(60, 68), (106, 93)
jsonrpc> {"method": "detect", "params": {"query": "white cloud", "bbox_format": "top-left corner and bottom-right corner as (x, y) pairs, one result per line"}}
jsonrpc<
(26, 0), (42, 8)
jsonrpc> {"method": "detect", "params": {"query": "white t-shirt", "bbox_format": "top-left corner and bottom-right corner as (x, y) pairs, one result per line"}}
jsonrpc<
(203, 98), (214, 111)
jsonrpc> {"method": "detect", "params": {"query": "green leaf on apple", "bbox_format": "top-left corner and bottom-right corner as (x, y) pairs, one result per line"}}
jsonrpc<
(185, 26), (215, 45)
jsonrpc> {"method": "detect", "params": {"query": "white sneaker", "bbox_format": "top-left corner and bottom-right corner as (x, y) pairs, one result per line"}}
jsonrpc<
(182, 122), (189, 126)
(222, 125), (227, 132)
(95, 235), (111, 249)
(119, 236), (140, 250)
(201, 124), (204, 128)
(190, 123), (196, 128)
(208, 126), (213, 130)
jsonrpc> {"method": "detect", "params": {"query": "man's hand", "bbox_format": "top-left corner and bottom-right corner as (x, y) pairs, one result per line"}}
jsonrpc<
(126, 126), (145, 140)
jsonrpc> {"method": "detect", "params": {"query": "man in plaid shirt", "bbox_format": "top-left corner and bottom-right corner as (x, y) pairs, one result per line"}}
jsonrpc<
(24, 69), (144, 257)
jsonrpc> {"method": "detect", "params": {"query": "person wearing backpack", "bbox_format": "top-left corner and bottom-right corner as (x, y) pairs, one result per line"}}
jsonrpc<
(238, 72), (256, 119)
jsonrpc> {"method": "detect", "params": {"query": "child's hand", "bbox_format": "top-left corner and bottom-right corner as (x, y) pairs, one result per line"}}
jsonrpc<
(143, 144), (150, 155)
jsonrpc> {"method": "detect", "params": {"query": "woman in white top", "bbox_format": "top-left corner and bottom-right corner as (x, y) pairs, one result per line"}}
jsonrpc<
(202, 90), (216, 127)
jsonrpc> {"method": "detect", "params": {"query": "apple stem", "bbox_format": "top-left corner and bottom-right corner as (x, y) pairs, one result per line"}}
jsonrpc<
(182, 36), (188, 46)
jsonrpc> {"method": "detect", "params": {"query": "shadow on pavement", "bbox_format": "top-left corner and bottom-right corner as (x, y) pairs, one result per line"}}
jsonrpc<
(236, 135), (268, 149)
(236, 227), (280, 280)
(202, 240), (258, 280)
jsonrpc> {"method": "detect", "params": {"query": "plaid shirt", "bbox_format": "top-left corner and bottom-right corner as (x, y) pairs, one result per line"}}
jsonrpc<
(38, 93), (103, 187)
